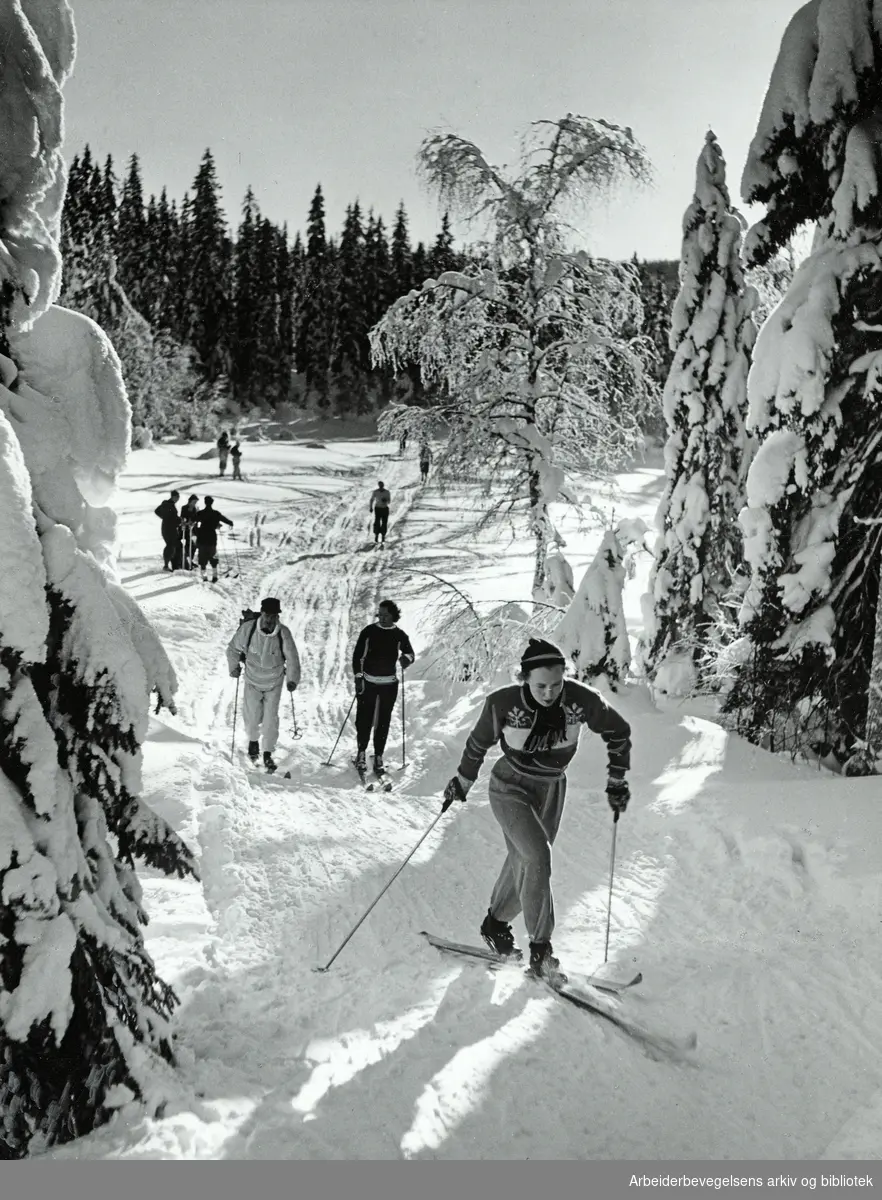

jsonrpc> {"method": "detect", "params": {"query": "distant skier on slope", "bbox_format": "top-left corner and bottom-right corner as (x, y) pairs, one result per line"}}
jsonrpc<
(440, 638), (632, 986)
(351, 599), (415, 778)
(194, 495), (233, 582)
(418, 442), (432, 484)
(154, 490), (182, 571)
(231, 440), (243, 480)
(217, 431), (230, 477)
(369, 480), (391, 546)
(226, 597), (301, 773)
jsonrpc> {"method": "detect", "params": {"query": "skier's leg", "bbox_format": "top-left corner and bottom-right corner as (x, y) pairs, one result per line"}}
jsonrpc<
(371, 682), (398, 755)
(354, 687), (374, 751)
(242, 681), (262, 744)
(261, 682), (283, 753)
(487, 767), (559, 943)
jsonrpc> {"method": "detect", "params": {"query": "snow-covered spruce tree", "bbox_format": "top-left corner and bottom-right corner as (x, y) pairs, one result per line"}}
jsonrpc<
(722, 0), (882, 768)
(0, 5), (198, 1157)
(554, 524), (636, 689)
(641, 131), (757, 697)
(370, 116), (656, 600)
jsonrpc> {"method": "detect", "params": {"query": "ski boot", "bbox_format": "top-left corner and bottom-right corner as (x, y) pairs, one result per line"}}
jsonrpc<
(354, 749), (367, 775)
(528, 940), (568, 987)
(263, 751), (277, 774)
(248, 740), (260, 764)
(372, 753), (385, 776)
(480, 910), (521, 960)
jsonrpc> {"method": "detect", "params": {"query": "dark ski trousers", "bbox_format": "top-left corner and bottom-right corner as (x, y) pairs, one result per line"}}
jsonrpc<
(373, 507), (389, 540)
(197, 539), (219, 570)
(355, 679), (398, 754)
(487, 758), (567, 945)
(162, 525), (181, 570)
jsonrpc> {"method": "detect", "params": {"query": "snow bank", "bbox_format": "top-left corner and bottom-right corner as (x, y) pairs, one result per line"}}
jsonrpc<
(10, 304), (131, 505)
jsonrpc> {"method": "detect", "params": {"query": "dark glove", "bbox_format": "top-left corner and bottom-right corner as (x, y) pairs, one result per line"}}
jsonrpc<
(354, 673), (365, 696)
(606, 777), (630, 818)
(441, 776), (467, 813)
(399, 654), (412, 670)
(286, 681), (297, 692)
(230, 666), (241, 679)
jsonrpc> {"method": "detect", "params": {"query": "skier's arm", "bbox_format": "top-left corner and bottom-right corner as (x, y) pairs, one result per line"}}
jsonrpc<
(225, 625), (248, 675)
(398, 630), (416, 669)
(351, 627), (368, 676)
(281, 627), (301, 687)
(576, 686), (632, 777)
(221, 513), (234, 527)
(154, 503), (164, 518)
(455, 695), (501, 793)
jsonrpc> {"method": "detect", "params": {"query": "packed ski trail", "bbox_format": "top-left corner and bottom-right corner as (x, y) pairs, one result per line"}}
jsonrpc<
(47, 433), (882, 1161)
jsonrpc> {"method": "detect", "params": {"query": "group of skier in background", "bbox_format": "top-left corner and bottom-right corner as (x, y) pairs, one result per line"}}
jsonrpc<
(154, 491), (234, 581)
(216, 430), (243, 479)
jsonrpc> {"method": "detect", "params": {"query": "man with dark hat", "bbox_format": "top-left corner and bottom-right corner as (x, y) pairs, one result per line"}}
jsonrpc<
(225, 597), (301, 773)
(440, 637), (632, 984)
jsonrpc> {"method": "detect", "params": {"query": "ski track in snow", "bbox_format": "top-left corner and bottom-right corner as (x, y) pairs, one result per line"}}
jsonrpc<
(47, 440), (882, 1161)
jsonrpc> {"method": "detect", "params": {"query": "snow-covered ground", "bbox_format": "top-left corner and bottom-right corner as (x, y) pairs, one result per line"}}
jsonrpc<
(42, 424), (882, 1161)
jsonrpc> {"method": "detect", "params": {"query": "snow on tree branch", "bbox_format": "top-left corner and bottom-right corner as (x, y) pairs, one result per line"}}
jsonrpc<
(641, 132), (757, 693)
(741, 0), (882, 264)
(373, 119), (656, 600)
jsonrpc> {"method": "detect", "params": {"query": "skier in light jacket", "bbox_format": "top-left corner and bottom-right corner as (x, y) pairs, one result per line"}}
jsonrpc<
(226, 597), (301, 773)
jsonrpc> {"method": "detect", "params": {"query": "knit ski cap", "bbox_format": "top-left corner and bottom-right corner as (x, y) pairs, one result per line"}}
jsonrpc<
(260, 597), (282, 614)
(520, 638), (566, 671)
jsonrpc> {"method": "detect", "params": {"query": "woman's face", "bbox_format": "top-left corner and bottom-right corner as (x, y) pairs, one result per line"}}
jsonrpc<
(526, 665), (565, 706)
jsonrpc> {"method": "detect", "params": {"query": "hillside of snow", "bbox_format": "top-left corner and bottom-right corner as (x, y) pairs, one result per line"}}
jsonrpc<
(39, 423), (882, 1161)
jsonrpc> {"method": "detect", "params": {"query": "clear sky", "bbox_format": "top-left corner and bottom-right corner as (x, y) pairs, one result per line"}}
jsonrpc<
(60, 0), (798, 261)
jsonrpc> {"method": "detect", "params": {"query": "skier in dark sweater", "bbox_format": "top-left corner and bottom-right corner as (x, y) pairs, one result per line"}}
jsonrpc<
(180, 494), (201, 569)
(154, 490), (181, 571)
(369, 481), (391, 546)
(351, 599), (415, 775)
(194, 495), (233, 582)
(441, 638), (632, 986)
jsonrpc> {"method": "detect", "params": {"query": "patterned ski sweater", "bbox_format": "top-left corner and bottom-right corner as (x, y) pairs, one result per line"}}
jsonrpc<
(456, 681), (631, 788)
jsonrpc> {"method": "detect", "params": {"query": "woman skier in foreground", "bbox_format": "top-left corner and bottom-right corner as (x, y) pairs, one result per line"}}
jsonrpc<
(441, 638), (632, 986)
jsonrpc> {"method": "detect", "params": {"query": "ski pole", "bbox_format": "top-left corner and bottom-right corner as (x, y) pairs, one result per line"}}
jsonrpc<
(322, 694), (356, 766)
(230, 673), (240, 763)
(603, 811), (619, 964)
(290, 692), (302, 739)
(314, 811), (444, 973)
(400, 666), (407, 768)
